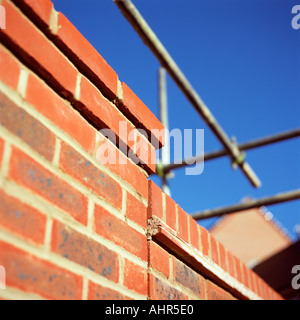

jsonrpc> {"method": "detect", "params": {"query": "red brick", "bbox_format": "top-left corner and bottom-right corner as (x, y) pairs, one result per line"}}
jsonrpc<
(2, 0), (77, 96)
(123, 259), (147, 296)
(79, 76), (133, 152)
(199, 225), (210, 257)
(189, 216), (200, 251)
(177, 205), (189, 243)
(0, 91), (55, 161)
(149, 241), (170, 278)
(88, 281), (128, 300)
(210, 236), (219, 265)
(218, 242), (228, 271)
(95, 135), (148, 199)
(14, 0), (53, 25)
(248, 269), (257, 293)
(126, 192), (147, 228)
(26, 74), (96, 154)
(0, 137), (4, 168)
(55, 13), (118, 99)
(121, 82), (164, 149)
(60, 142), (122, 210)
(0, 45), (20, 90)
(0, 189), (46, 245)
(135, 130), (156, 174)
(241, 263), (249, 288)
(9, 147), (88, 225)
(94, 205), (147, 261)
(149, 274), (187, 300)
(0, 241), (83, 300)
(206, 280), (235, 300)
(226, 250), (236, 278)
(165, 194), (176, 231)
(148, 180), (163, 220)
(51, 220), (119, 282)
(234, 257), (243, 283)
(173, 257), (205, 298)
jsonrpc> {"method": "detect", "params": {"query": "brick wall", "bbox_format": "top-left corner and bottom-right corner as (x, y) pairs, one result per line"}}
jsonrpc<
(0, 0), (282, 300)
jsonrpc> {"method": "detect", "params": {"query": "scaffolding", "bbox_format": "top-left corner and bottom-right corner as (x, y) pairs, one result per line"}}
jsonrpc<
(114, 0), (300, 222)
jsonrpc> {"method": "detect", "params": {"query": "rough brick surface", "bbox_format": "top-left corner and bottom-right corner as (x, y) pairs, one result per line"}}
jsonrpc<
(199, 225), (210, 257)
(149, 241), (170, 278)
(210, 236), (219, 265)
(9, 147), (88, 225)
(148, 180), (163, 220)
(173, 257), (205, 298)
(123, 259), (147, 296)
(206, 280), (235, 300)
(94, 205), (147, 261)
(126, 192), (147, 228)
(88, 281), (128, 300)
(165, 194), (176, 231)
(2, 0), (77, 96)
(51, 220), (119, 282)
(26, 74), (96, 154)
(0, 189), (46, 245)
(60, 142), (122, 210)
(177, 205), (189, 242)
(0, 137), (4, 168)
(0, 91), (56, 161)
(96, 136), (148, 199)
(149, 275), (187, 300)
(0, 241), (83, 300)
(121, 82), (164, 149)
(0, 45), (20, 90)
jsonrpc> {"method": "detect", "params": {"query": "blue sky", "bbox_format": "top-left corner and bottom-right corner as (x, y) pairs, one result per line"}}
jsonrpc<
(52, 0), (300, 240)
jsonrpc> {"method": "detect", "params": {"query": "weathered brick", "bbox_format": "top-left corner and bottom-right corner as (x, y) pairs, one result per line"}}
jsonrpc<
(177, 205), (189, 243)
(0, 45), (20, 90)
(60, 142), (122, 210)
(26, 74), (96, 154)
(0, 241), (83, 300)
(55, 12), (118, 99)
(206, 280), (235, 300)
(94, 205), (147, 261)
(9, 147), (88, 225)
(173, 257), (205, 298)
(51, 220), (119, 282)
(149, 274), (187, 300)
(126, 192), (147, 228)
(0, 189), (46, 245)
(149, 241), (170, 278)
(1, 0), (77, 96)
(121, 82), (164, 149)
(88, 281), (129, 300)
(148, 180), (163, 220)
(123, 259), (147, 296)
(165, 194), (176, 231)
(0, 91), (55, 161)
